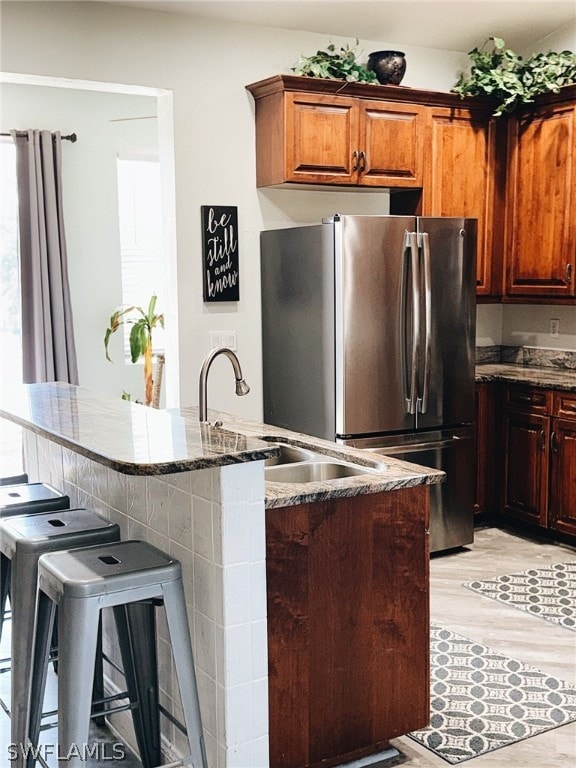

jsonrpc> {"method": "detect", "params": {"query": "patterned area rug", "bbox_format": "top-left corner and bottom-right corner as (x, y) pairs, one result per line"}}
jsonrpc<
(463, 562), (576, 632)
(408, 625), (576, 764)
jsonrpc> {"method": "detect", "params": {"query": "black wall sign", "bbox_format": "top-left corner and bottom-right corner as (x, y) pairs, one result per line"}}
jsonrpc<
(201, 205), (239, 302)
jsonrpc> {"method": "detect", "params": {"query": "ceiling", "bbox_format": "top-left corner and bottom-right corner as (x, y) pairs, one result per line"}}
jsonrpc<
(101, 0), (575, 54)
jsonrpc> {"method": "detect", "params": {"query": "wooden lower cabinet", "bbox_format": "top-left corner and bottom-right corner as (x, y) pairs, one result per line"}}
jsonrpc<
(499, 385), (576, 539)
(549, 401), (576, 537)
(266, 485), (430, 768)
(502, 407), (550, 526)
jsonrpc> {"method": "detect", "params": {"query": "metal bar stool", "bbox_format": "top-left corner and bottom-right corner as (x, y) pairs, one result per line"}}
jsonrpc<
(28, 540), (206, 768)
(0, 508), (120, 768)
(0, 482), (70, 642)
(0, 473), (29, 486)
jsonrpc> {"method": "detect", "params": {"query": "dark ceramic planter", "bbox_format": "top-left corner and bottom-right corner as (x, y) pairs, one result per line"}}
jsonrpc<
(367, 51), (407, 85)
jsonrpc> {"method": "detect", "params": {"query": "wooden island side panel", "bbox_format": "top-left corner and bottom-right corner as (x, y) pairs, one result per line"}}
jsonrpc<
(266, 485), (430, 768)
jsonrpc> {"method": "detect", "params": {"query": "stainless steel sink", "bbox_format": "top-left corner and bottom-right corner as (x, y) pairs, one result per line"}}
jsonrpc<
(262, 436), (385, 484)
(265, 444), (315, 466)
(265, 460), (380, 484)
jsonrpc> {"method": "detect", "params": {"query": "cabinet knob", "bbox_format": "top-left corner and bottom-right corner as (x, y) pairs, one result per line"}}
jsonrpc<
(566, 263), (573, 284)
(352, 150), (359, 171)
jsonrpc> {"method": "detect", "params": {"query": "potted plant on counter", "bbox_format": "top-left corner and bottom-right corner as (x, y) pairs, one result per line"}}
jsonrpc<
(104, 294), (164, 407)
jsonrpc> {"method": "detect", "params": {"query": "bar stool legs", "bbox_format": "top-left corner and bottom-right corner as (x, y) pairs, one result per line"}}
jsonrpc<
(113, 601), (161, 767)
(163, 577), (206, 768)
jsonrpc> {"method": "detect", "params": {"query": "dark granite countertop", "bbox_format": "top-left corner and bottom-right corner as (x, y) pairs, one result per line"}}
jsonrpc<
(0, 383), (444, 507)
(0, 382), (276, 475)
(181, 408), (445, 509)
(475, 364), (576, 391)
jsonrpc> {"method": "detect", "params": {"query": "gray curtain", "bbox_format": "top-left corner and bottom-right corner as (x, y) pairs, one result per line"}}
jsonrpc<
(11, 129), (78, 384)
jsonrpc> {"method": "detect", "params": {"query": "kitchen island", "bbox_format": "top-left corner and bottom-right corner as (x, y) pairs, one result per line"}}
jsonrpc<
(0, 383), (443, 768)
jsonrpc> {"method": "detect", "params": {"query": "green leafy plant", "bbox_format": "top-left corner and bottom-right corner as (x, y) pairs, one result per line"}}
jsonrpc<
(104, 294), (164, 407)
(453, 37), (576, 116)
(292, 41), (378, 84)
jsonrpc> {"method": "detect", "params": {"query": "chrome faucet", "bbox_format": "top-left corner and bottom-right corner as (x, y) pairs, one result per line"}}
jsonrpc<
(198, 347), (250, 423)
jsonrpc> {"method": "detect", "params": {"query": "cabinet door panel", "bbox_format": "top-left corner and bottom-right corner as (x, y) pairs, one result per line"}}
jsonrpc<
(502, 410), (549, 526)
(425, 108), (500, 295)
(550, 418), (576, 537)
(266, 487), (429, 768)
(285, 93), (358, 184)
(506, 103), (576, 297)
(474, 382), (498, 514)
(359, 101), (425, 187)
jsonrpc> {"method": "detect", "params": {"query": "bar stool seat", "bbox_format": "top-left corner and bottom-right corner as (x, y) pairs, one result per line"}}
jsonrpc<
(0, 482), (70, 517)
(0, 482), (70, 643)
(0, 508), (120, 767)
(29, 540), (206, 768)
(0, 472), (28, 487)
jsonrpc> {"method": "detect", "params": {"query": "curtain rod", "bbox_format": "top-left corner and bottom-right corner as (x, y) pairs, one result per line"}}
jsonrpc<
(0, 131), (77, 142)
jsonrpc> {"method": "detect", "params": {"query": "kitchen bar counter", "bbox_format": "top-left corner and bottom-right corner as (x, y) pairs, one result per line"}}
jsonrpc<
(0, 382), (442, 768)
(0, 382), (444, 504)
(0, 381), (277, 474)
(476, 363), (576, 391)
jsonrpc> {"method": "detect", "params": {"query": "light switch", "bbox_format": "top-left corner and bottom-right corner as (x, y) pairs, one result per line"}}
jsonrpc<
(209, 331), (237, 350)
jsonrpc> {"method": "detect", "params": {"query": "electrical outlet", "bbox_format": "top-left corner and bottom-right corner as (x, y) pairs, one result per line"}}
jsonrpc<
(549, 318), (560, 338)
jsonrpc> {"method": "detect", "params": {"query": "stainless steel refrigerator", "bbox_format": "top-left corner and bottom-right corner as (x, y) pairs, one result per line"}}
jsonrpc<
(260, 214), (477, 553)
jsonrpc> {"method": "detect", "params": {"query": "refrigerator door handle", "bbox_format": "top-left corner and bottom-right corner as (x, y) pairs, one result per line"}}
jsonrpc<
(419, 231), (432, 414)
(404, 231), (420, 415)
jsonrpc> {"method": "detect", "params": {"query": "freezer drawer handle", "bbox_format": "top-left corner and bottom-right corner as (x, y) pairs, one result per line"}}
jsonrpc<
(378, 434), (472, 453)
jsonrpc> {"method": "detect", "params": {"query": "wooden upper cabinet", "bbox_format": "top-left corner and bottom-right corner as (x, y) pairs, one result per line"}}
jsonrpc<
(254, 87), (425, 187)
(423, 106), (503, 296)
(505, 95), (576, 299)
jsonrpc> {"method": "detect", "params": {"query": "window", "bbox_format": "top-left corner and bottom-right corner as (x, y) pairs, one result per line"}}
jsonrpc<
(116, 154), (165, 359)
(0, 139), (23, 473)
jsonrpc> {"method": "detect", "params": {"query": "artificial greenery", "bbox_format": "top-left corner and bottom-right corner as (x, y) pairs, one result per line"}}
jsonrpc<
(292, 41), (378, 84)
(453, 37), (576, 116)
(104, 294), (164, 407)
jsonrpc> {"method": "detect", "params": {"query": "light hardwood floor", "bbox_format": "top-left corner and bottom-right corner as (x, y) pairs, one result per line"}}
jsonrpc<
(392, 525), (576, 768)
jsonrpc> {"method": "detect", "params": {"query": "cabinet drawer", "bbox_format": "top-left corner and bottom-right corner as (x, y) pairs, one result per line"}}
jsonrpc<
(504, 386), (552, 415)
(554, 391), (576, 420)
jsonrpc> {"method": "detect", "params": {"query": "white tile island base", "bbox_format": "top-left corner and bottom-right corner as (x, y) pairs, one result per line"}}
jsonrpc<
(23, 430), (269, 768)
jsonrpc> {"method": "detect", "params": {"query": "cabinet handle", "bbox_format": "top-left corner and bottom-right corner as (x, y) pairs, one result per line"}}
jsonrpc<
(359, 150), (366, 172)
(551, 430), (558, 452)
(352, 150), (359, 171)
(539, 429), (546, 451)
(566, 263), (573, 284)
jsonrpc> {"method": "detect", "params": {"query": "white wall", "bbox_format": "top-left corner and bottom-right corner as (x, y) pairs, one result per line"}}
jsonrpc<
(477, 304), (576, 352)
(1, 83), (160, 401)
(531, 20), (576, 54)
(0, 0), (471, 419)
